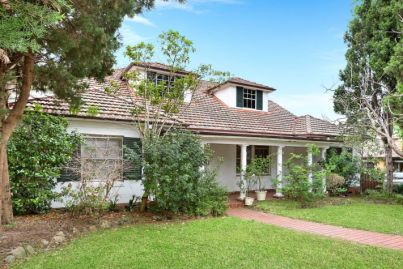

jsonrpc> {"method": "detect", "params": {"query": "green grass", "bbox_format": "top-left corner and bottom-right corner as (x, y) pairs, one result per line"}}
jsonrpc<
(14, 217), (403, 269)
(257, 198), (403, 235)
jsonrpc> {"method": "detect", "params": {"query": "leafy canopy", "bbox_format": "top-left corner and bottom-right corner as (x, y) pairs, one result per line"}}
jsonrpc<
(1, 0), (163, 105)
(333, 0), (402, 134)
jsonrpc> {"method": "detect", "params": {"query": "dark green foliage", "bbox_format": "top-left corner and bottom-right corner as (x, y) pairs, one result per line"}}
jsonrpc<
(137, 131), (227, 216)
(364, 189), (403, 205)
(1, 0), (167, 107)
(333, 0), (402, 184)
(325, 149), (361, 187)
(393, 184), (403, 195)
(282, 145), (325, 207)
(334, 0), (401, 115)
(8, 109), (80, 214)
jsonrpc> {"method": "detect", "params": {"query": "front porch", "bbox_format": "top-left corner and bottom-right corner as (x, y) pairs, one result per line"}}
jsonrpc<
(202, 135), (339, 197)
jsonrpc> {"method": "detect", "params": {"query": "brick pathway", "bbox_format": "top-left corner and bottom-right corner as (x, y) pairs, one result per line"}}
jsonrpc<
(227, 208), (403, 251)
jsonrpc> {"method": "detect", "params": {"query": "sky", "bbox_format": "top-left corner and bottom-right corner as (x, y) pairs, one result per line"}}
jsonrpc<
(115, 0), (354, 121)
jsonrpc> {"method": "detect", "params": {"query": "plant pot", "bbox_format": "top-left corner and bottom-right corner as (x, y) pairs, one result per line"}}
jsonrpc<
(244, 197), (254, 206)
(256, 191), (267, 201)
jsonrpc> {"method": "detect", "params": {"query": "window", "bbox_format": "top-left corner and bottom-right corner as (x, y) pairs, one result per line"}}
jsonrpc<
(147, 71), (177, 90)
(81, 136), (123, 181)
(236, 86), (263, 110)
(236, 145), (271, 174)
(243, 88), (256, 109)
(254, 146), (270, 159)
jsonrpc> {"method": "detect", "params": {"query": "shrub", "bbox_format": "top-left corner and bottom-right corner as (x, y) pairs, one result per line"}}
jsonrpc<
(282, 145), (325, 207)
(393, 184), (403, 195)
(62, 184), (109, 215)
(8, 108), (80, 214)
(137, 130), (228, 216)
(363, 189), (403, 205)
(61, 137), (125, 215)
(324, 149), (360, 188)
(245, 156), (272, 192)
(326, 173), (347, 196)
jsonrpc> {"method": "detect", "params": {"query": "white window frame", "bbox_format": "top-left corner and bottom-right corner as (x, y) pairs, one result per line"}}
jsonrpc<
(147, 71), (177, 89)
(80, 135), (124, 182)
(243, 88), (257, 109)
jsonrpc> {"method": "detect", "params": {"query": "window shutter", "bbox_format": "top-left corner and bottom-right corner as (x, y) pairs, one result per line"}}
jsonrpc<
(256, 90), (263, 110)
(236, 86), (243, 107)
(123, 137), (142, 181)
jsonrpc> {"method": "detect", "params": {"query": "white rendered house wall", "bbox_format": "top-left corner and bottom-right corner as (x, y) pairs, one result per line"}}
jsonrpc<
(52, 118), (144, 208)
(213, 85), (269, 111)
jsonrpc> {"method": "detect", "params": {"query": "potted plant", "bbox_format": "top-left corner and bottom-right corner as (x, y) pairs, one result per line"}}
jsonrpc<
(244, 169), (256, 206)
(237, 177), (246, 200)
(250, 156), (272, 201)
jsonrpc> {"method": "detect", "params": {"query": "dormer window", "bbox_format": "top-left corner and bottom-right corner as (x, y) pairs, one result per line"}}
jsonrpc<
(243, 88), (256, 109)
(147, 71), (177, 89)
(236, 86), (263, 110)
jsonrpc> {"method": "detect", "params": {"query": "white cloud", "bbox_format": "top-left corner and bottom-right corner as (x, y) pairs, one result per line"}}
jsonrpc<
(119, 24), (145, 46)
(270, 91), (341, 121)
(125, 15), (155, 27)
(154, 0), (241, 14)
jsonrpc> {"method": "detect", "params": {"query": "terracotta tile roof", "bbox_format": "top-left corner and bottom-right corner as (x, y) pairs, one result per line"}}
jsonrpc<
(26, 65), (339, 140)
(178, 82), (339, 139)
(27, 77), (135, 121)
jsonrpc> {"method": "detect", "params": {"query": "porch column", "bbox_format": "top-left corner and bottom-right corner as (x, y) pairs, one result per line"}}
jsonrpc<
(321, 147), (329, 193)
(240, 144), (248, 197)
(200, 142), (207, 172)
(307, 148), (313, 191)
(274, 145), (284, 198)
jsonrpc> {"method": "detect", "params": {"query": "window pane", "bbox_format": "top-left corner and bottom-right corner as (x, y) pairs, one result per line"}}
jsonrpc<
(81, 136), (123, 181)
(243, 88), (257, 109)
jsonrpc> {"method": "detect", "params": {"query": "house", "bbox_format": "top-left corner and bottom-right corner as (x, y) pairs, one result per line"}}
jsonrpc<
(27, 62), (341, 207)
(362, 138), (403, 185)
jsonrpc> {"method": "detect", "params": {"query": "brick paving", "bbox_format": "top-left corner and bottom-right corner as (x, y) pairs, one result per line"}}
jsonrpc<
(227, 207), (403, 251)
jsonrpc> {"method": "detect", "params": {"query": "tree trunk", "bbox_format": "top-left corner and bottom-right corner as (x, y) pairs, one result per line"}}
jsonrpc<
(0, 54), (34, 224)
(384, 142), (394, 193)
(0, 145), (12, 224)
(139, 193), (148, 212)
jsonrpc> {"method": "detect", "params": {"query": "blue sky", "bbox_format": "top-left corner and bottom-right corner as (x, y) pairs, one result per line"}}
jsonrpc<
(115, 0), (354, 120)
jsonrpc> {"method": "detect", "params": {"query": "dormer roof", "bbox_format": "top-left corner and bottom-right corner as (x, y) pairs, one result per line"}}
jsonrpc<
(209, 77), (276, 93)
(121, 62), (191, 79)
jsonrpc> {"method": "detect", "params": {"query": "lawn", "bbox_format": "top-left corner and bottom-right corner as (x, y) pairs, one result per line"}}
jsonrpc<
(256, 197), (403, 235)
(14, 217), (403, 269)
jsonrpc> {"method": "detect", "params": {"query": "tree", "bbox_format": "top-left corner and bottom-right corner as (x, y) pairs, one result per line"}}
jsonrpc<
(124, 30), (229, 211)
(333, 0), (403, 193)
(0, 0), (177, 224)
(8, 107), (80, 214)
